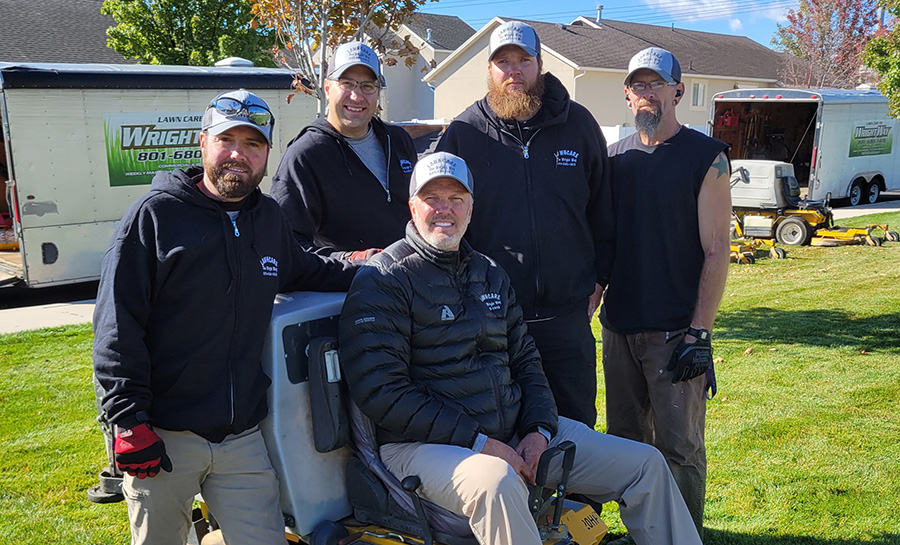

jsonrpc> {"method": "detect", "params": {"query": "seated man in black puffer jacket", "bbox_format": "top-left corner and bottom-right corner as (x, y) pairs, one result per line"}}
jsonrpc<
(339, 152), (702, 545)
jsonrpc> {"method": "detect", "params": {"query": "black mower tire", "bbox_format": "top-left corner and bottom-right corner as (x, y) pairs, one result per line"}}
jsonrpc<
(887, 231), (900, 242)
(866, 236), (884, 247)
(310, 521), (350, 545)
(775, 217), (811, 246)
(770, 247), (787, 259)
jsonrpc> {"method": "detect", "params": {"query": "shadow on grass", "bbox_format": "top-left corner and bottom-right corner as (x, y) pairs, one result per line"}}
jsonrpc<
(716, 308), (900, 353)
(702, 529), (900, 544)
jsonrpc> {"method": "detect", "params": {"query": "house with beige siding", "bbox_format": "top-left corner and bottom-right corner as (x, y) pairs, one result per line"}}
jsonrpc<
(424, 16), (787, 137)
(379, 13), (475, 122)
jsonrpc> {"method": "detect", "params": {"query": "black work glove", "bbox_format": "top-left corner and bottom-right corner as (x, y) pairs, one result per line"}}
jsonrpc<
(114, 421), (173, 479)
(667, 334), (713, 383)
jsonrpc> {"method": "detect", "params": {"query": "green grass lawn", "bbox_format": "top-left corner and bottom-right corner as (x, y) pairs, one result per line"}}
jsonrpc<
(1, 211), (899, 544)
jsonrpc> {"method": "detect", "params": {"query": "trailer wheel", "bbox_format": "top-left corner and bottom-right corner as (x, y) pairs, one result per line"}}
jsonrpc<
(865, 236), (884, 247)
(775, 217), (811, 246)
(886, 231), (900, 242)
(310, 521), (349, 545)
(848, 181), (864, 206)
(770, 247), (787, 259)
(865, 182), (881, 204)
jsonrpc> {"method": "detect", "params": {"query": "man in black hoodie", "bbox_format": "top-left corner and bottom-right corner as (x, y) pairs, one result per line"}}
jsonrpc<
(437, 21), (613, 428)
(270, 41), (418, 261)
(93, 90), (357, 545)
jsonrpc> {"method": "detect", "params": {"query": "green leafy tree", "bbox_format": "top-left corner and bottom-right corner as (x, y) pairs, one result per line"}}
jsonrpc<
(102, 0), (276, 66)
(863, 2), (900, 115)
(252, 0), (435, 115)
(772, 0), (882, 88)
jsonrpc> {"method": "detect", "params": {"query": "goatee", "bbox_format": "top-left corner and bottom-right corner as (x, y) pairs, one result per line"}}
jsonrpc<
(487, 74), (544, 120)
(634, 103), (662, 140)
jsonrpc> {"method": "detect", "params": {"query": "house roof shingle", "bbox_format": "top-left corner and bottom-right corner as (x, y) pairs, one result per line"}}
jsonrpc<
(405, 13), (475, 51)
(512, 17), (783, 81)
(0, 0), (129, 64)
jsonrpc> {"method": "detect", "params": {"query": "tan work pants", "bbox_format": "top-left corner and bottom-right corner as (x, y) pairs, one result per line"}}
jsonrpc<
(123, 426), (285, 545)
(380, 417), (701, 545)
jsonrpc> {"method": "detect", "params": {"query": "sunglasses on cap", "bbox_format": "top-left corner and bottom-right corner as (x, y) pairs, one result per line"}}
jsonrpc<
(208, 97), (273, 127)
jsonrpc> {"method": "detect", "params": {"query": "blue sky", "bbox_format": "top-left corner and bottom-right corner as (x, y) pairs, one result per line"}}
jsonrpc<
(418, 0), (800, 49)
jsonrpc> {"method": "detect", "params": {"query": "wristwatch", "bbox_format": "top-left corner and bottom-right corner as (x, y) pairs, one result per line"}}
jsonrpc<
(686, 327), (711, 341)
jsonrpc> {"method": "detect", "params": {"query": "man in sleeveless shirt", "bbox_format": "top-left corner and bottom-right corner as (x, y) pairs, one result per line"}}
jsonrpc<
(599, 47), (732, 540)
(270, 41), (417, 260)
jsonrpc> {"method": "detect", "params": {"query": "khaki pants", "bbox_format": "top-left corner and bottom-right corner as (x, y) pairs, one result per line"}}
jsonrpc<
(380, 417), (701, 545)
(601, 327), (708, 534)
(123, 426), (285, 545)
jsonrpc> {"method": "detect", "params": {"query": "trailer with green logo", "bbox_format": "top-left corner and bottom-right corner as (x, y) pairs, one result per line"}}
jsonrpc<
(711, 88), (898, 207)
(0, 62), (315, 288)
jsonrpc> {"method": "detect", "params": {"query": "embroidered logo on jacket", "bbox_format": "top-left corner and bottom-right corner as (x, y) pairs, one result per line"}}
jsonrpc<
(554, 149), (579, 167)
(480, 293), (502, 311)
(400, 159), (413, 173)
(441, 305), (455, 321)
(260, 256), (278, 277)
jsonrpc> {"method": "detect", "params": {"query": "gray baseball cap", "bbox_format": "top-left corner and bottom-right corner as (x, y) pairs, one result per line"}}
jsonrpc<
(328, 41), (383, 83)
(410, 152), (474, 198)
(625, 47), (682, 85)
(489, 21), (541, 60)
(202, 89), (274, 145)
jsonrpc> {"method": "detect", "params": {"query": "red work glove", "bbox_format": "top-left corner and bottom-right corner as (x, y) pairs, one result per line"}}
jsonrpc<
(114, 423), (173, 479)
(346, 248), (381, 261)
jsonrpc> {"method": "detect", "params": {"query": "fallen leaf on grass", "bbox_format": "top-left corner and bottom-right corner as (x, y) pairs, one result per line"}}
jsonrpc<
(769, 348), (777, 352)
(714, 357), (725, 364)
(720, 396), (728, 402)
(744, 347), (754, 355)
(859, 349), (870, 355)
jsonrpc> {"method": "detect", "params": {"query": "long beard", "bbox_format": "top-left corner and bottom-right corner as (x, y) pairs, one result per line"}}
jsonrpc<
(634, 102), (662, 139)
(487, 74), (544, 120)
(203, 158), (263, 200)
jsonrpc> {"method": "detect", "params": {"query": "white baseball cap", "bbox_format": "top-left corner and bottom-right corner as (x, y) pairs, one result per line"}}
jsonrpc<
(328, 41), (383, 84)
(625, 47), (682, 85)
(489, 21), (541, 60)
(409, 152), (474, 198)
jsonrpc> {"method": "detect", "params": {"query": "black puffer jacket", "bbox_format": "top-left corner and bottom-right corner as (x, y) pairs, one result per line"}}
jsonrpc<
(339, 223), (558, 448)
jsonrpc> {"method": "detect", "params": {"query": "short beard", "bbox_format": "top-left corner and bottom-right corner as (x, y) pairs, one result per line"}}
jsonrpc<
(635, 105), (662, 140)
(203, 158), (263, 200)
(487, 74), (544, 120)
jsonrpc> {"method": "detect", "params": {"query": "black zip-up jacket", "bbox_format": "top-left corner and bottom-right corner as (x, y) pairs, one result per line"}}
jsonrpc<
(270, 117), (417, 258)
(339, 223), (558, 448)
(93, 168), (357, 442)
(436, 73), (613, 320)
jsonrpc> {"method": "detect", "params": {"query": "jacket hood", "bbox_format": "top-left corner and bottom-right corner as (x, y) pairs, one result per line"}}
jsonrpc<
(471, 72), (571, 132)
(150, 166), (262, 212)
(286, 116), (390, 148)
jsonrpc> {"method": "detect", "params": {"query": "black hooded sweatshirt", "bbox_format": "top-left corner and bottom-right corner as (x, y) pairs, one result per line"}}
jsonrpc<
(437, 73), (613, 320)
(93, 167), (357, 442)
(270, 117), (417, 258)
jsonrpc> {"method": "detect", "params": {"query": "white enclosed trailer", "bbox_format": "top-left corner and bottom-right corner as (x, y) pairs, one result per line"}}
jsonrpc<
(0, 62), (315, 288)
(711, 88), (899, 207)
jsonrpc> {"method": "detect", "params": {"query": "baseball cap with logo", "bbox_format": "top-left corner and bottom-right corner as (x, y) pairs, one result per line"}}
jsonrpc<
(624, 47), (682, 85)
(489, 21), (541, 60)
(328, 41), (384, 84)
(203, 89), (274, 145)
(409, 152), (474, 198)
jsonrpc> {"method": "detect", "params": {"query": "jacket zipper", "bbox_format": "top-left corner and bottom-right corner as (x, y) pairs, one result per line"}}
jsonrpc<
(385, 133), (392, 203)
(499, 126), (545, 317)
(227, 212), (241, 427)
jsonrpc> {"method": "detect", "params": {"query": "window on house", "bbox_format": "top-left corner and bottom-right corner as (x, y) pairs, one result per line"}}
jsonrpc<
(691, 81), (708, 110)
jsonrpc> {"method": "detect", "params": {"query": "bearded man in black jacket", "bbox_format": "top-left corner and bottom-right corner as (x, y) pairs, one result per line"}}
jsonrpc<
(436, 21), (613, 427)
(93, 90), (358, 545)
(339, 152), (701, 545)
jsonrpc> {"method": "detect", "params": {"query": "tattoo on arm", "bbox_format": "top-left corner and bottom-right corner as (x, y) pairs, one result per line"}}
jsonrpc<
(711, 153), (729, 179)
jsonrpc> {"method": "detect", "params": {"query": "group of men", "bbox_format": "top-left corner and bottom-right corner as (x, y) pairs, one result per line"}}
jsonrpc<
(93, 20), (730, 545)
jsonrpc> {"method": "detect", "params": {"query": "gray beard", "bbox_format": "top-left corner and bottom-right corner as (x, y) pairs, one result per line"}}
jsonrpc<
(635, 109), (662, 139)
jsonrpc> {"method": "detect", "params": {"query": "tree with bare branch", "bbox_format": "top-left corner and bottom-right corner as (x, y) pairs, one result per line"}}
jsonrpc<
(772, 0), (881, 88)
(251, 0), (434, 116)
